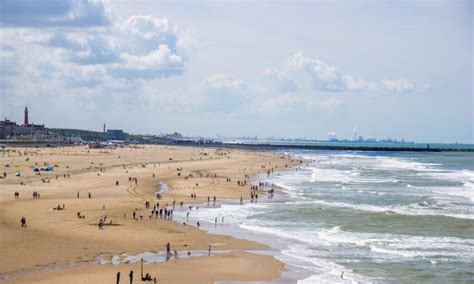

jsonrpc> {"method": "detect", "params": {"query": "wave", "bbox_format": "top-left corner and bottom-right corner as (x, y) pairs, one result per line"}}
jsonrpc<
(240, 222), (474, 266)
(286, 199), (474, 220)
(278, 246), (373, 284)
(315, 226), (474, 261)
(274, 182), (309, 200)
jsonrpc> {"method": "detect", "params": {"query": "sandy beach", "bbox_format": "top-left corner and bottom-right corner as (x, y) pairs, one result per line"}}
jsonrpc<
(0, 145), (298, 283)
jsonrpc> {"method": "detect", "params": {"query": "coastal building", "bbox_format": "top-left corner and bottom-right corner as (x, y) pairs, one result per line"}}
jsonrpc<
(0, 107), (45, 139)
(15, 107), (45, 135)
(0, 119), (17, 139)
(104, 129), (127, 140)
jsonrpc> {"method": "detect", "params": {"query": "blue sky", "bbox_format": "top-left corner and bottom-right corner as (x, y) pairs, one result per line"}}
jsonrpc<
(0, 0), (472, 143)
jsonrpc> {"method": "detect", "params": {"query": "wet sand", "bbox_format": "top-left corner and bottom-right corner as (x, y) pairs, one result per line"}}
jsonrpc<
(0, 145), (298, 283)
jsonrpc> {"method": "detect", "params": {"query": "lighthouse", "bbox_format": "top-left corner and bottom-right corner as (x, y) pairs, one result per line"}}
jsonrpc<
(24, 107), (29, 126)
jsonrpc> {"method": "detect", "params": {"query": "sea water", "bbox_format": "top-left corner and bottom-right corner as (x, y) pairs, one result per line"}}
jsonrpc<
(178, 151), (474, 283)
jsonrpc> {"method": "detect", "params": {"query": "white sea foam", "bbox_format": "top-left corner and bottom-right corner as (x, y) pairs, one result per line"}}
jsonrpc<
(280, 248), (367, 284)
(274, 182), (309, 200)
(294, 199), (474, 220)
(315, 226), (474, 261)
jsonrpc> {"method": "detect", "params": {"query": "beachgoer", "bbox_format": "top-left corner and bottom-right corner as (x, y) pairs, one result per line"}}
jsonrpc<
(166, 242), (171, 260)
(116, 271), (120, 284)
(20, 217), (26, 227)
(129, 270), (133, 284)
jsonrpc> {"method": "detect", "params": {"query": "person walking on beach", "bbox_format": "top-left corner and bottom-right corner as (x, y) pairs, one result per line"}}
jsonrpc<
(213, 196), (216, 206)
(129, 270), (133, 284)
(20, 217), (26, 227)
(77, 191), (80, 198)
(166, 242), (171, 260)
(116, 271), (120, 284)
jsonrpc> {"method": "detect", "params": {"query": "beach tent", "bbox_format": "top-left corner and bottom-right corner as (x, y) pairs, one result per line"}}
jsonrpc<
(32, 167), (40, 172)
(4, 163), (10, 168)
(41, 165), (53, 171)
(15, 172), (21, 177)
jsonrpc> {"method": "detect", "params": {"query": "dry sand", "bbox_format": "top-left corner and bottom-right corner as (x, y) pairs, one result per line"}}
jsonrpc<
(0, 145), (299, 283)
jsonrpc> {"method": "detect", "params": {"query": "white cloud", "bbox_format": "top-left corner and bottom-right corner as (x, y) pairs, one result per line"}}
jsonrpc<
(200, 74), (254, 112)
(381, 78), (416, 93)
(204, 74), (248, 92)
(263, 67), (297, 92)
(265, 51), (428, 93)
(121, 15), (174, 40)
(0, 13), (199, 97)
(120, 44), (184, 70)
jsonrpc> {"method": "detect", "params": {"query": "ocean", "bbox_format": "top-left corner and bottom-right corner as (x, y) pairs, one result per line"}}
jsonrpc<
(176, 150), (474, 283)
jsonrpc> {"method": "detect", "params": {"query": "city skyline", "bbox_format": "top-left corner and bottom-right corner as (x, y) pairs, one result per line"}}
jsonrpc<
(0, 0), (472, 143)
(0, 105), (464, 144)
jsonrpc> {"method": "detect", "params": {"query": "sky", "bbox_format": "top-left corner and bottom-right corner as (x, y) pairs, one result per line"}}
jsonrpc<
(0, 0), (472, 143)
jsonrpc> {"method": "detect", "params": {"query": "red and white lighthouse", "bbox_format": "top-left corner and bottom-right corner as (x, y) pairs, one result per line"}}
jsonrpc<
(24, 107), (29, 126)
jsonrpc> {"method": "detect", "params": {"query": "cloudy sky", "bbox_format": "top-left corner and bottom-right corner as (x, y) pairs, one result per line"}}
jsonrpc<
(0, 0), (472, 143)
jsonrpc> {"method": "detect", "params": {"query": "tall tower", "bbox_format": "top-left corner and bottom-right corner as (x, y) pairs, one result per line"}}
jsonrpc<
(24, 107), (29, 126)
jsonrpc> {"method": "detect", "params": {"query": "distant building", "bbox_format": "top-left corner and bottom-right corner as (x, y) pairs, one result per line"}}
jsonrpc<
(164, 132), (183, 140)
(0, 107), (45, 139)
(24, 107), (29, 126)
(104, 129), (127, 140)
(0, 118), (17, 139)
(16, 107), (45, 135)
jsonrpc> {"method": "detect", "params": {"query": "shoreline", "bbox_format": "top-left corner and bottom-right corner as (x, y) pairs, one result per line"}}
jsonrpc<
(0, 145), (301, 283)
(170, 194), (315, 284)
